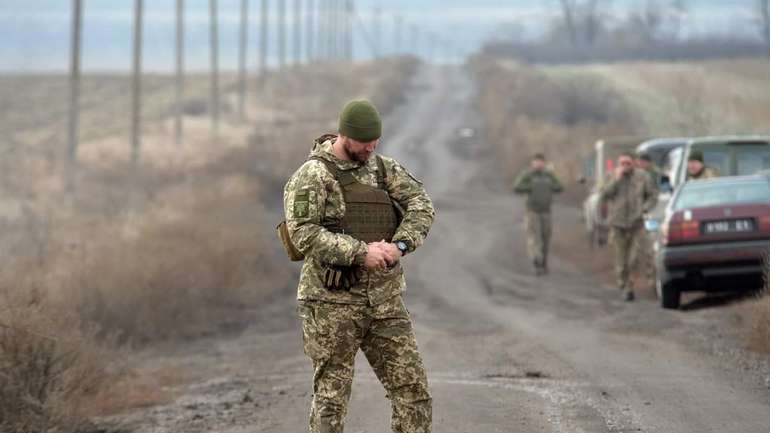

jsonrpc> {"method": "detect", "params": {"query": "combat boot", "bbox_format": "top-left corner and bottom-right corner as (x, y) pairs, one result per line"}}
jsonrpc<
(624, 291), (635, 302)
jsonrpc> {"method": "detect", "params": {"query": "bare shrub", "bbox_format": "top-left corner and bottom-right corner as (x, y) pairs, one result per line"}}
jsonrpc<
(0, 272), (114, 433)
(472, 57), (640, 193)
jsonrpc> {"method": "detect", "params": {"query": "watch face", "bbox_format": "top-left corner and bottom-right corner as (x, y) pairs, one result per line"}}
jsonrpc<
(396, 241), (408, 252)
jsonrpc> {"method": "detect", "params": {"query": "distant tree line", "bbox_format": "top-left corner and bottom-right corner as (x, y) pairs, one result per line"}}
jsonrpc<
(484, 0), (770, 63)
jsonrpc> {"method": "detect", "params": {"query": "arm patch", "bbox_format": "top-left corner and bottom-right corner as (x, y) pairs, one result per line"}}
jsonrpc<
(294, 190), (310, 218)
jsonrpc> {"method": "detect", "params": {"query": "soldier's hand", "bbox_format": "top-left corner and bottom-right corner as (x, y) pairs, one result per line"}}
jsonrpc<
(369, 240), (402, 266)
(614, 166), (625, 180)
(364, 243), (389, 270)
(382, 243), (402, 266)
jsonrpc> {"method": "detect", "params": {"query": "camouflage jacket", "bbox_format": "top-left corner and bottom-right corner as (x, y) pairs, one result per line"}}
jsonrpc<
(512, 169), (563, 213)
(600, 168), (657, 229)
(283, 136), (435, 306)
(687, 166), (719, 181)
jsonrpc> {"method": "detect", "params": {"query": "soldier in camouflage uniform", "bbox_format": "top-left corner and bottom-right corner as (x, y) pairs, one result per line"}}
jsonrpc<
(283, 100), (435, 433)
(635, 152), (660, 285)
(512, 153), (563, 275)
(600, 152), (657, 302)
(686, 150), (719, 181)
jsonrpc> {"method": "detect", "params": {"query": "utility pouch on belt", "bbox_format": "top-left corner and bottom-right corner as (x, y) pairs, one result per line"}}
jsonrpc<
(276, 220), (304, 262)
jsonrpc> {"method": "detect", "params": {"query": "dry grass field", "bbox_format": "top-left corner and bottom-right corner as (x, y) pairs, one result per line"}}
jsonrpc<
(473, 55), (770, 353)
(0, 57), (418, 431)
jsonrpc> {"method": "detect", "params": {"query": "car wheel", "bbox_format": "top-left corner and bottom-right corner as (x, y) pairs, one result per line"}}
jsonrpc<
(657, 278), (680, 309)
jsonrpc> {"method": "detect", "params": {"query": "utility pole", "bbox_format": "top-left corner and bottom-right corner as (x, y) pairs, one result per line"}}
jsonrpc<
(66, 0), (83, 192)
(259, 0), (268, 84)
(343, 0), (353, 61)
(278, 0), (286, 69)
(306, 0), (314, 62)
(238, 0), (249, 119)
(328, 0), (337, 60)
(427, 32), (435, 63)
(373, 5), (382, 59)
(175, 0), (185, 144)
(210, 0), (219, 141)
(294, 0), (302, 65)
(393, 14), (403, 55)
(131, 0), (144, 167)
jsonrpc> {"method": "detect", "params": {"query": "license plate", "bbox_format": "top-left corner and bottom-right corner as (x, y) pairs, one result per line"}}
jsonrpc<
(702, 219), (755, 234)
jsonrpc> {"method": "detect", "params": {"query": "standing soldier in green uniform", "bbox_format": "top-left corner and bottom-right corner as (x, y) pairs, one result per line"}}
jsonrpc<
(600, 152), (657, 302)
(282, 100), (435, 433)
(635, 152), (660, 286)
(686, 150), (719, 180)
(513, 153), (563, 276)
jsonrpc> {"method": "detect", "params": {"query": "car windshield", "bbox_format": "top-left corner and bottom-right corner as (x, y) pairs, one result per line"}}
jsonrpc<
(674, 179), (770, 210)
(737, 149), (770, 175)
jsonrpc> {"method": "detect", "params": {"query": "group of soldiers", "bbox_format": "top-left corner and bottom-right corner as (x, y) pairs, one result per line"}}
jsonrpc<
(281, 98), (717, 432)
(512, 148), (716, 302)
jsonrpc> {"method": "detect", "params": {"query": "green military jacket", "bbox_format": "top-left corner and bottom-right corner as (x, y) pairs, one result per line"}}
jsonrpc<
(283, 136), (435, 306)
(600, 168), (658, 230)
(512, 169), (563, 213)
(645, 166), (661, 194)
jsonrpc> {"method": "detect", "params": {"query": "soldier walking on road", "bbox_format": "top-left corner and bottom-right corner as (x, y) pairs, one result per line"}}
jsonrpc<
(635, 152), (659, 285)
(686, 150), (719, 181)
(600, 152), (657, 302)
(513, 153), (563, 276)
(283, 100), (435, 433)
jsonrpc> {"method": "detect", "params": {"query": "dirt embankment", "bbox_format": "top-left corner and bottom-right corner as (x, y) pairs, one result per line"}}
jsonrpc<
(0, 57), (419, 432)
(471, 54), (770, 355)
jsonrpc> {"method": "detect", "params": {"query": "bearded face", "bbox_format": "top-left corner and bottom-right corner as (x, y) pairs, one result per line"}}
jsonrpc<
(343, 137), (379, 162)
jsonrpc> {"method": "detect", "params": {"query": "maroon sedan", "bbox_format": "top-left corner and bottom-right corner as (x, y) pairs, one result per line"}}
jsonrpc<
(656, 175), (770, 309)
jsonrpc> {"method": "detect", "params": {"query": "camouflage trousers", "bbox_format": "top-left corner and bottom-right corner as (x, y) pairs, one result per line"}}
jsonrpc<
(637, 230), (656, 284)
(525, 210), (552, 268)
(297, 295), (432, 433)
(610, 225), (644, 294)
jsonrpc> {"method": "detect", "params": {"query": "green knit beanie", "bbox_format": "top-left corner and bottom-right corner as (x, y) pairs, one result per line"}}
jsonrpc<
(338, 99), (382, 142)
(689, 149), (704, 162)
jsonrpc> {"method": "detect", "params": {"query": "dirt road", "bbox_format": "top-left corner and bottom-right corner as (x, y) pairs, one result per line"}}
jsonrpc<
(113, 65), (770, 433)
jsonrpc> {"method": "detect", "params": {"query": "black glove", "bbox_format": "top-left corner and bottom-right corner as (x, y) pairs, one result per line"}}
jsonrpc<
(322, 266), (360, 291)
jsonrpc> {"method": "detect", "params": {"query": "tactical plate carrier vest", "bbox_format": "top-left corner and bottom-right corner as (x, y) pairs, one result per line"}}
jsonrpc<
(310, 155), (400, 243)
(276, 153), (402, 269)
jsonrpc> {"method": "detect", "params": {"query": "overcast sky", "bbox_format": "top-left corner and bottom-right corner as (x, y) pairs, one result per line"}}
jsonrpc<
(0, 1), (760, 72)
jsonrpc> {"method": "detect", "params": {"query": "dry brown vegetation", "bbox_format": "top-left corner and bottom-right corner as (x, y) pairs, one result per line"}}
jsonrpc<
(0, 57), (418, 431)
(472, 56), (641, 204)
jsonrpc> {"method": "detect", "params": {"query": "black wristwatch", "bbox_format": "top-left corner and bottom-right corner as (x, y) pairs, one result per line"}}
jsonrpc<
(395, 240), (409, 255)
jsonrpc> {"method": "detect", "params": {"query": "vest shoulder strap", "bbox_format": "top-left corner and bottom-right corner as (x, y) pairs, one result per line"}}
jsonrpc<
(308, 155), (388, 188)
(308, 156), (357, 186)
(375, 155), (388, 189)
